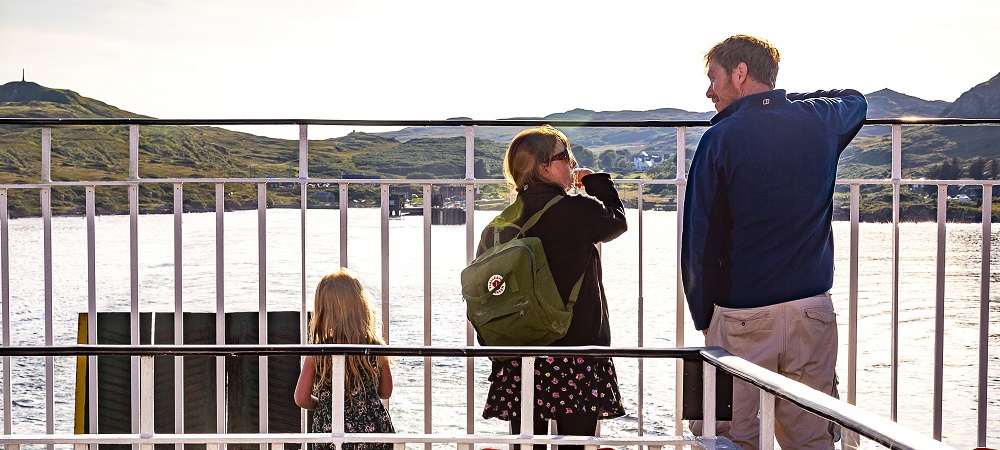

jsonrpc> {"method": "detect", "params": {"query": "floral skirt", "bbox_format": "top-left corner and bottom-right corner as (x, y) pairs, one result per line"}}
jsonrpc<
(482, 356), (626, 421)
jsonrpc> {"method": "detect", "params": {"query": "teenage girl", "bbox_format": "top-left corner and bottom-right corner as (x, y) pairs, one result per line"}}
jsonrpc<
(294, 268), (394, 450)
(479, 126), (627, 450)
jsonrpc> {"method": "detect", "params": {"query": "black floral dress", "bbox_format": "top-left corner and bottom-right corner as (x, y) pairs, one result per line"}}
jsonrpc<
(311, 356), (395, 450)
(483, 356), (625, 421)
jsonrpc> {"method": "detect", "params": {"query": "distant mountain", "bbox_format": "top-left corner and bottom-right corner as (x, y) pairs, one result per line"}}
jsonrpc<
(1, 75), (999, 218)
(940, 71), (1000, 118)
(840, 79), (1000, 178)
(864, 88), (949, 118)
(382, 88), (962, 149)
(0, 81), (146, 118)
(380, 107), (714, 153)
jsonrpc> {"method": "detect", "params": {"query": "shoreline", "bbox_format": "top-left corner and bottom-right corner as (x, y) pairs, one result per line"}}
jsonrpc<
(3, 203), (998, 223)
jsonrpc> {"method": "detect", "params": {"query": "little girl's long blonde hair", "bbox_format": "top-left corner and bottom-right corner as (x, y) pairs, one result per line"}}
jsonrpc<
(310, 268), (384, 391)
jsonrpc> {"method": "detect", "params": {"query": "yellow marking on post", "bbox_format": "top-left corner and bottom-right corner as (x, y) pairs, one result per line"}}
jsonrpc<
(74, 313), (88, 434)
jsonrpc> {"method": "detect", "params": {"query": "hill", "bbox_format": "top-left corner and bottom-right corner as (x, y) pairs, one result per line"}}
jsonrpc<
(941, 71), (1000, 118)
(1, 77), (998, 220)
(864, 88), (949, 118)
(840, 78), (1000, 179)
(382, 107), (714, 154)
(0, 81), (507, 217)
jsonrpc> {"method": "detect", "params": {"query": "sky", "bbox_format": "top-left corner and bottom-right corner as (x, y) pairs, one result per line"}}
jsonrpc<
(2, 0), (1000, 139)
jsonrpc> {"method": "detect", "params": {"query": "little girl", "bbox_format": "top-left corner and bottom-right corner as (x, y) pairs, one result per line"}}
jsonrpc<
(294, 268), (395, 450)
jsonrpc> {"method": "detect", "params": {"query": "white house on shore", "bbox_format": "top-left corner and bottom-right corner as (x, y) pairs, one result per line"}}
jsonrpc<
(631, 151), (664, 171)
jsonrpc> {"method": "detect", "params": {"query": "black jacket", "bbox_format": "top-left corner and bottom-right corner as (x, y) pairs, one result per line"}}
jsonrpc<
(476, 173), (627, 346)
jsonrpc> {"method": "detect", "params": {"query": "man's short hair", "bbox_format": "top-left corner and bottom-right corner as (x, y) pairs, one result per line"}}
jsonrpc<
(706, 35), (780, 89)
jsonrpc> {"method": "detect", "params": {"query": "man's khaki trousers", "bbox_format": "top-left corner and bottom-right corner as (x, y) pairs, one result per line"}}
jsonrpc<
(704, 293), (840, 450)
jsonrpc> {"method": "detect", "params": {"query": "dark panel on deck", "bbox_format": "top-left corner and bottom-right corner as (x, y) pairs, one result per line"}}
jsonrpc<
(182, 312), (217, 450)
(681, 358), (733, 421)
(268, 311), (305, 438)
(226, 311), (261, 450)
(95, 312), (152, 450)
(80, 310), (305, 449)
(226, 311), (305, 449)
(152, 312), (178, 450)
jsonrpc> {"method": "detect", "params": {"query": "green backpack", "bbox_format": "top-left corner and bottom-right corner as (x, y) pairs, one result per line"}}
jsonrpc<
(461, 196), (584, 347)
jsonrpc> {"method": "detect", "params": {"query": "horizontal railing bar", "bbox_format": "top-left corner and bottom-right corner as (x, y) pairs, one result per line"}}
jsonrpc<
(5, 178), (1000, 190)
(836, 179), (1000, 186)
(700, 347), (955, 450)
(1, 117), (999, 126)
(0, 433), (724, 447)
(0, 118), (713, 127)
(0, 178), (508, 188)
(0, 344), (703, 359)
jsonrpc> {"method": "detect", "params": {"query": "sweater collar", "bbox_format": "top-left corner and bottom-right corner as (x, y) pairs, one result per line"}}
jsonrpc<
(710, 89), (787, 125)
(518, 183), (566, 198)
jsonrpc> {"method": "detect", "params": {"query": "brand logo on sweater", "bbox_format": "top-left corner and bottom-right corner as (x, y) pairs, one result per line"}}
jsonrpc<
(763, 99), (770, 105)
(487, 274), (506, 295)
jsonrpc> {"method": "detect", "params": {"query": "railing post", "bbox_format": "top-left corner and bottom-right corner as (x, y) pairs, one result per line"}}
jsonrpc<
(339, 183), (349, 268)
(40, 127), (55, 450)
(465, 125), (477, 434)
(978, 183), (992, 448)
(129, 126), (142, 450)
(129, 180), (141, 450)
(41, 128), (51, 183)
(519, 356), (535, 440)
(41, 177), (54, 450)
(214, 183), (226, 445)
(87, 186), (99, 444)
(129, 124), (139, 180)
(258, 182), (269, 450)
(299, 124), (310, 358)
(172, 183), (184, 450)
(889, 124), (901, 421)
(139, 355), (154, 450)
(423, 183), (433, 450)
(637, 180), (645, 437)
(380, 183), (390, 343)
(332, 355), (346, 434)
(933, 183), (947, 440)
(298, 124), (309, 179)
(702, 362), (716, 438)
(759, 391), (775, 450)
(674, 126), (687, 435)
(0, 189), (9, 437)
(843, 183), (861, 450)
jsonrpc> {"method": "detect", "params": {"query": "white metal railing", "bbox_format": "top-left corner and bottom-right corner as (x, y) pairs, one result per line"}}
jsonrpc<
(0, 117), (998, 449)
(0, 344), (958, 450)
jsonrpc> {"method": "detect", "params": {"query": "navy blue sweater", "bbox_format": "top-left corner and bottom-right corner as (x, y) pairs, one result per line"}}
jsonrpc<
(681, 89), (867, 330)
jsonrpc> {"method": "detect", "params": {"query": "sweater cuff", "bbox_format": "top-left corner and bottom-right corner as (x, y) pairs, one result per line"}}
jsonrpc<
(580, 172), (614, 191)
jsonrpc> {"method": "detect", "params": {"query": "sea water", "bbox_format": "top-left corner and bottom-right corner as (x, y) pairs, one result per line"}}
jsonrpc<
(1, 208), (997, 449)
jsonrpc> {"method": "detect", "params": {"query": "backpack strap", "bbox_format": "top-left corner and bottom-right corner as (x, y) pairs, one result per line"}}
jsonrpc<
(520, 195), (563, 235)
(492, 195), (563, 247)
(490, 195), (586, 308)
(519, 197), (586, 308)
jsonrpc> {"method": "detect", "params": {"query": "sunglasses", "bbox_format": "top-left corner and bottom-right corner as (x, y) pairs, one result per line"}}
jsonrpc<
(548, 149), (571, 164)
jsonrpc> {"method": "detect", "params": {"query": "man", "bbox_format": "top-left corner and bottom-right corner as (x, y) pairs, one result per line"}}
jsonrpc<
(681, 35), (867, 450)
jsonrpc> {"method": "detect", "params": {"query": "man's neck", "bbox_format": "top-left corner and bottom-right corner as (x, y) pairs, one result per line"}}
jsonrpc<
(739, 80), (772, 98)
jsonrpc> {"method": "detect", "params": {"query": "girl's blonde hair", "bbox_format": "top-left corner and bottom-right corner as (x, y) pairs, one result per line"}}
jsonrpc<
(502, 125), (575, 195)
(310, 268), (384, 392)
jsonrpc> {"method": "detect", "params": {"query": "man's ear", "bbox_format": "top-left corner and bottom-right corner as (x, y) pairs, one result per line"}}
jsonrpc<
(734, 62), (749, 85)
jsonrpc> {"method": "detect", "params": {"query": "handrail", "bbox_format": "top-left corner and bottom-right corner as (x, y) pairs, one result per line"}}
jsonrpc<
(0, 117), (999, 126)
(700, 347), (955, 450)
(0, 432), (736, 449)
(0, 344), (957, 450)
(0, 343), (703, 359)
